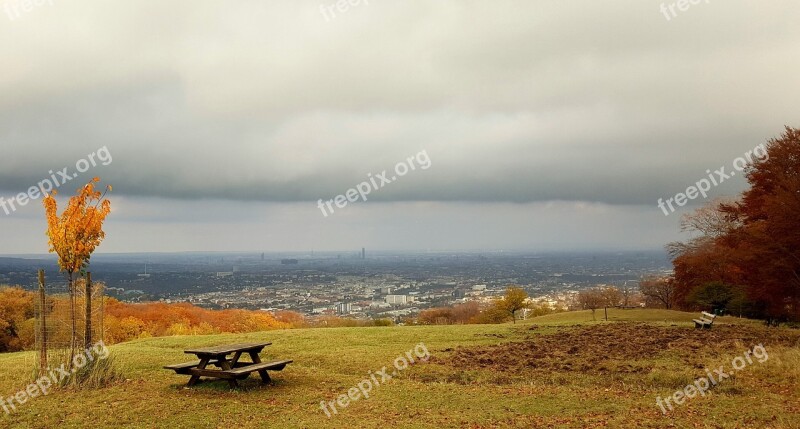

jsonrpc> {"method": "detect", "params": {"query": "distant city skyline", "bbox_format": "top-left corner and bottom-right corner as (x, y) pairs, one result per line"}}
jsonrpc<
(0, 249), (670, 317)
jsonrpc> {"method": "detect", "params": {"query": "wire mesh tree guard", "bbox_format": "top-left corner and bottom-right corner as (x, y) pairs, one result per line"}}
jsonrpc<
(34, 270), (105, 374)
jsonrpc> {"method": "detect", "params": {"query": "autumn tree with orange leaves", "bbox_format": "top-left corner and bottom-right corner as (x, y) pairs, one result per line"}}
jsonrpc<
(43, 177), (111, 365)
(670, 127), (800, 323)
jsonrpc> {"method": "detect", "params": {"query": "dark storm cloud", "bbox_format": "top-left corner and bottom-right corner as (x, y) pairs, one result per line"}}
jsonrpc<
(1, 1), (799, 205)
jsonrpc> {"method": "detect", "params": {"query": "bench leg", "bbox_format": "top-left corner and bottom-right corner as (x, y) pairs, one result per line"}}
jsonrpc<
(212, 359), (241, 389)
(219, 358), (233, 371)
(187, 358), (211, 387)
(258, 370), (272, 384)
(247, 351), (273, 384)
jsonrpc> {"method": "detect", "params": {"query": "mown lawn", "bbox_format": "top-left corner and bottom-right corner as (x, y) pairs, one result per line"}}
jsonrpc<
(0, 309), (797, 428)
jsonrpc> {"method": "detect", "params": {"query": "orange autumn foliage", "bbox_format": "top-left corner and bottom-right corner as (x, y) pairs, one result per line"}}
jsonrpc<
(0, 287), (36, 352)
(0, 287), (293, 350)
(43, 177), (112, 361)
(43, 177), (111, 276)
(274, 310), (307, 327)
(103, 299), (290, 344)
(670, 127), (800, 322)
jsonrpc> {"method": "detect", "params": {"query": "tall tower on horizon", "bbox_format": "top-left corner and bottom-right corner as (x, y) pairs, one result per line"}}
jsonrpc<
(362, 247), (365, 259)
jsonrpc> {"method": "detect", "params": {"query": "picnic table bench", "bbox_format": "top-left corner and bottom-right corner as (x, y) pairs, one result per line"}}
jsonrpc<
(164, 342), (292, 388)
(693, 311), (717, 329)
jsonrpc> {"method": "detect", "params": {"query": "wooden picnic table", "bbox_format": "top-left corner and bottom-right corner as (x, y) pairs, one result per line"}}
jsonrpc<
(164, 342), (292, 388)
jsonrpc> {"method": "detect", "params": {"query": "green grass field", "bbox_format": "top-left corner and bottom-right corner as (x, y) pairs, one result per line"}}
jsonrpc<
(0, 309), (798, 428)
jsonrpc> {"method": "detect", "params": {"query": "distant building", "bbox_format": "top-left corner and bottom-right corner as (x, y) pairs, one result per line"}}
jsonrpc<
(370, 301), (392, 309)
(335, 302), (352, 314)
(281, 259), (299, 265)
(216, 272), (234, 277)
(385, 295), (408, 305)
(362, 248), (366, 259)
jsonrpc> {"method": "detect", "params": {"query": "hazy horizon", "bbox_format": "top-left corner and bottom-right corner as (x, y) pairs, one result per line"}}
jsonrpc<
(0, 247), (671, 258)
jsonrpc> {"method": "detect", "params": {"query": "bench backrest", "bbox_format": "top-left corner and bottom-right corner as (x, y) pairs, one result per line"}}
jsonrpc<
(701, 311), (716, 320)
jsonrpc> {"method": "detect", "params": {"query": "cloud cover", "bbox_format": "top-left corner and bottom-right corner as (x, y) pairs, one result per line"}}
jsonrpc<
(1, 0), (798, 252)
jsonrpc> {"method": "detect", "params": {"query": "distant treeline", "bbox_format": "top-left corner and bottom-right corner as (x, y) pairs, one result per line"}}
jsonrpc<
(1, 286), (396, 353)
(0, 284), (552, 352)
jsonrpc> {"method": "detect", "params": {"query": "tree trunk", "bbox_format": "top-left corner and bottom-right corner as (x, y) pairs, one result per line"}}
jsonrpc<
(68, 271), (76, 369)
(84, 272), (92, 350)
(38, 270), (48, 375)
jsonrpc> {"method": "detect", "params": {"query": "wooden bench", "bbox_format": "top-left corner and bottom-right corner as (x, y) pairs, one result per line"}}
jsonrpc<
(164, 361), (205, 373)
(164, 359), (289, 374)
(693, 311), (717, 329)
(164, 342), (293, 388)
(228, 360), (292, 378)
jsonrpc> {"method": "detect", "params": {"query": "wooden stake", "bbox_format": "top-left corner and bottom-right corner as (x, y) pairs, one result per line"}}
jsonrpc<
(85, 272), (92, 350)
(38, 270), (48, 374)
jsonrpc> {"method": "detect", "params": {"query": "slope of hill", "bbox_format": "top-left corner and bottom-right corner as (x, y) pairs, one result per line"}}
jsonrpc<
(0, 309), (797, 429)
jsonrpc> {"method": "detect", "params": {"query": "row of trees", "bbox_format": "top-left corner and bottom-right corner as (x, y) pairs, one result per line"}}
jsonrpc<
(663, 127), (800, 323)
(0, 286), (301, 351)
(574, 285), (646, 320)
(576, 285), (638, 307)
(2, 284), (550, 350)
(104, 299), (291, 343)
(416, 286), (558, 325)
(0, 285), (412, 352)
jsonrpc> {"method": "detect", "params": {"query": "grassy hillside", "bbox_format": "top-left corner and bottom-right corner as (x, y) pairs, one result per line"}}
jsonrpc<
(0, 309), (798, 428)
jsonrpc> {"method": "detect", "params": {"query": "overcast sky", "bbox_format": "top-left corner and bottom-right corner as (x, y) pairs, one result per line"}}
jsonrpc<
(1, 0), (798, 254)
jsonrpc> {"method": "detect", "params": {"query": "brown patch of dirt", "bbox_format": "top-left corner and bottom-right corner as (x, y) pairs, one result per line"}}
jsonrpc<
(434, 323), (800, 374)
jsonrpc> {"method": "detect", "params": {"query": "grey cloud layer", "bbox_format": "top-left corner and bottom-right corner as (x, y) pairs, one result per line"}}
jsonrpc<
(2, 0), (799, 205)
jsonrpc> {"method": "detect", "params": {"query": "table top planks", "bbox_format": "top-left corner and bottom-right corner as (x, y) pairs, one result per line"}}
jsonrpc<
(184, 342), (271, 357)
